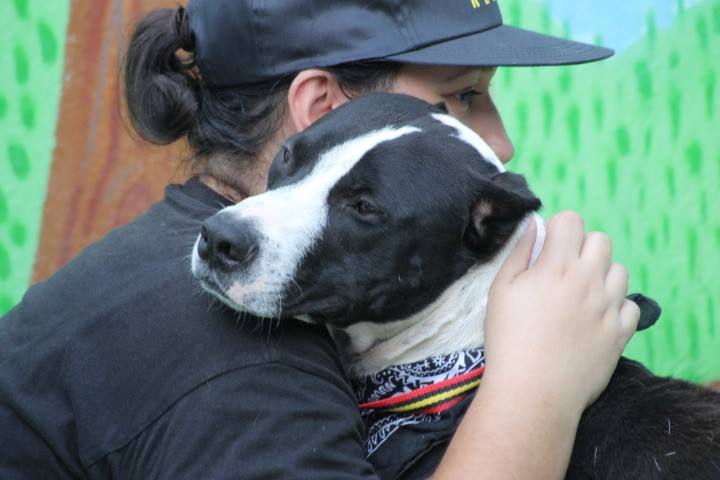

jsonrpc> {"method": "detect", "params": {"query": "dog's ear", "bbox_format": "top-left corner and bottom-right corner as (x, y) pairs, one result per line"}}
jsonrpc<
(464, 172), (542, 259)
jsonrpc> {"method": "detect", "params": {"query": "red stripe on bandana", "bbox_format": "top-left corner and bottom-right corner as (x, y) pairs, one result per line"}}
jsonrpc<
(359, 367), (485, 410)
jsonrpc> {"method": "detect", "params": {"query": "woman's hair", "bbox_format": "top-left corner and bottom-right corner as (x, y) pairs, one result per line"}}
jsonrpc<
(124, 8), (401, 164)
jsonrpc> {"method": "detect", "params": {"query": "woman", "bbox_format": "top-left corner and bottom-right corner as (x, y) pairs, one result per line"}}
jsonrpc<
(0, 1), (639, 478)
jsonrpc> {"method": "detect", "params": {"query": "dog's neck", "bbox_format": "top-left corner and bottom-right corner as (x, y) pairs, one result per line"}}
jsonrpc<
(338, 214), (546, 377)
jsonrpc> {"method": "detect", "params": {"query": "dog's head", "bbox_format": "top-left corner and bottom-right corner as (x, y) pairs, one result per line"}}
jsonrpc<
(191, 94), (541, 326)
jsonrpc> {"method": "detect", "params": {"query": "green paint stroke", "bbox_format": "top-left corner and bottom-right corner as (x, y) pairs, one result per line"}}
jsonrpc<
(13, 0), (29, 19)
(665, 165), (676, 200)
(616, 125), (631, 156)
(38, 21), (59, 64)
(554, 161), (567, 184)
(8, 143), (31, 179)
(10, 222), (27, 247)
(577, 175), (586, 204)
(696, 14), (709, 50)
(541, 5), (552, 34)
(558, 69), (572, 94)
(0, 94), (7, 119)
(638, 264), (649, 292)
(509, 1), (522, 27)
(685, 141), (702, 176)
(686, 310), (701, 360)
(0, 190), (7, 224)
(501, 67), (513, 89)
(542, 91), (554, 136)
(635, 60), (652, 101)
(593, 94), (604, 130)
(13, 45), (30, 85)
(706, 69), (716, 119)
(606, 157), (618, 199)
(645, 231), (657, 253)
(0, 241), (10, 280)
(644, 128), (653, 155)
(714, 3), (720, 34)
(566, 104), (580, 152)
(623, 217), (632, 243)
(708, 295), (716, 337)
(668, 85), (682, 140)
(662, 215), (671, 247)
(700, 191), (708, 224)
(532, 153), (543, 179)
(20, 94), (36, 130)
(669, 51), (680, 70)
(687, 227), (698, 278)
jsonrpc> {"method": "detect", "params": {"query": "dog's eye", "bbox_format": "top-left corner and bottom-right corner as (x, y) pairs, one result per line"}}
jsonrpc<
(351, 199), (378, 216)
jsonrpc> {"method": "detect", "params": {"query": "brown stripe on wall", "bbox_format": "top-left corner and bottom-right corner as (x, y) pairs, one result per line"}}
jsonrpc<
(33, 0), (189, 282)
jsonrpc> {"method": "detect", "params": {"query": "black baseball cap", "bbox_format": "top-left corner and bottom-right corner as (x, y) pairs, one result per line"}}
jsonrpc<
(187, 0), (613, 87)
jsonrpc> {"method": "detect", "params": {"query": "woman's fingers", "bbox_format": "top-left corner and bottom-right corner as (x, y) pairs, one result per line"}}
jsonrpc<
(580, 232), (612, 278)
(618, 299), (641, 344)
(535, 211), (585, 269)
(604, 262), (629, 309)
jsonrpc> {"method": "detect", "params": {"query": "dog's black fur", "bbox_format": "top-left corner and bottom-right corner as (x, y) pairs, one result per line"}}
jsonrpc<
(201, 94), (720, 479)
(266, 96), (540, 327)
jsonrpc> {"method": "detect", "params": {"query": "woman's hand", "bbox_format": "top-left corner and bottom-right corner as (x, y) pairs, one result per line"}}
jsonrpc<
(483, 211), (640, 413)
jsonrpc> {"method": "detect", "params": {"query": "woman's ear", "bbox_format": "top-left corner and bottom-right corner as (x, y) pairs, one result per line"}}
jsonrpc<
(287, 69), (351, 132)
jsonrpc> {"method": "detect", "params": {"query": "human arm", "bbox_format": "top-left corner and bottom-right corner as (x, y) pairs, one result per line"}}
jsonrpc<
(433, 211), (640, 479)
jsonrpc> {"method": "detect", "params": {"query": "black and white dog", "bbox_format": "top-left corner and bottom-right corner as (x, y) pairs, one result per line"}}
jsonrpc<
(192, 94), (720, 479)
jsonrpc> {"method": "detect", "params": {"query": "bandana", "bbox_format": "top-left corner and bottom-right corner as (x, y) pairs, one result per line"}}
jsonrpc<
(353, 349), (485, 457)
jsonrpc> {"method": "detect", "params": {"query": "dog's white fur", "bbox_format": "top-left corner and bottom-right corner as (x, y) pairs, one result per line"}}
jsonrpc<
(192, 125), (420, 317)
(341, 214), (545, 376)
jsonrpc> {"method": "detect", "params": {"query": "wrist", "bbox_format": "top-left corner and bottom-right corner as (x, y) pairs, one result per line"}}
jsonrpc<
(434, 368), (583, 480)
(480, 366), (586, 424)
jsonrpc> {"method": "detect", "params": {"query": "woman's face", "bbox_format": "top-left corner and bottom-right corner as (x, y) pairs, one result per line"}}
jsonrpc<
(390, 65), (514, 164)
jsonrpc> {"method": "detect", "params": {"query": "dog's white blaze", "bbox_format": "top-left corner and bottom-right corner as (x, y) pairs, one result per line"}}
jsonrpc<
(198, 125), (422, 316)
(347, 215), (542, 376)
(431, 113), (506, 173)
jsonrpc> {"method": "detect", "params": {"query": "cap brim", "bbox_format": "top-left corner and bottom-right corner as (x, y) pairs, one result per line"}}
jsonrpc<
(384, 25), (613, 67)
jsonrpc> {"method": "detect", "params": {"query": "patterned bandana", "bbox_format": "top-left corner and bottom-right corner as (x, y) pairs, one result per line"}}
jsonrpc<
(353, 349), (485, 457)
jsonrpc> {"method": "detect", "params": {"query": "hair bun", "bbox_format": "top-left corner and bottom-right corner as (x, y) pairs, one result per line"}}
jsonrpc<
(124, 8), (199, 145)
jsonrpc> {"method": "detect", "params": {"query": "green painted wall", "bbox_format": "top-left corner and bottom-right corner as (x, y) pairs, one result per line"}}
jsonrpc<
(494, 0), (720, 381)
(0, 0), (70, 313)
(1, 0), (718, 382)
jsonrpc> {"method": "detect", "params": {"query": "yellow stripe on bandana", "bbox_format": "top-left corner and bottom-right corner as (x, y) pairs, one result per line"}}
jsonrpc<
(385, 378), (482, 413)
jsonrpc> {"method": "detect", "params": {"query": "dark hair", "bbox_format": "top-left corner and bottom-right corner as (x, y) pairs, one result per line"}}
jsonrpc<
(124, 8), (401, 165)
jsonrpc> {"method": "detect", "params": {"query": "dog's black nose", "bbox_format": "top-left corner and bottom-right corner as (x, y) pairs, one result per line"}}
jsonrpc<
(199, 214), (259, 272)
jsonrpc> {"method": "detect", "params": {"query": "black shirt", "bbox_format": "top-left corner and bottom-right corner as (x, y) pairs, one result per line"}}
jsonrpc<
(0, 178), (378, 479)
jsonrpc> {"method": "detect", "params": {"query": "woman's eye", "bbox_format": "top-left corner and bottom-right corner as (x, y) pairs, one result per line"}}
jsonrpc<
(453, 88), (482, 108)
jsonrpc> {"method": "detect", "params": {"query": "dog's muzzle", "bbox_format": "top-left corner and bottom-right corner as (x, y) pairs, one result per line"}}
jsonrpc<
(196, 213), (260, 273)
